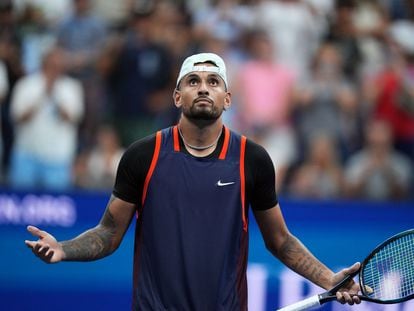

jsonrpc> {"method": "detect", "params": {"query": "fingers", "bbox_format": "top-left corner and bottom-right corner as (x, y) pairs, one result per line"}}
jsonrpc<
(335, 262), (363, 306)
(25, 240), (55, 263)
(27, 225), (47, 239)
(336, 292), (361, 305)
(24, 240), (36, 249)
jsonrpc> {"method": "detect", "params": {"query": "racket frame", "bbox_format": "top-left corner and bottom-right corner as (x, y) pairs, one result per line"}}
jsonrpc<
(320, 228), (414, 305)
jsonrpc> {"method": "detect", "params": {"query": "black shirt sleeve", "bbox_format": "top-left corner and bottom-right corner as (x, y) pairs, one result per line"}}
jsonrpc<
(112, 134), (156, 205)
(245, 139), (278, 211)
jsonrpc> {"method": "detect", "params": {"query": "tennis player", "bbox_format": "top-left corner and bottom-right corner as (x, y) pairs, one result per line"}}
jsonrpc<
(25, 53), (361, 310)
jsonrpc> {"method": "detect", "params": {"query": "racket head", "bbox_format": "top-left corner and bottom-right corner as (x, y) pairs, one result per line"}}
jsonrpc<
(359, 229), (414, 304)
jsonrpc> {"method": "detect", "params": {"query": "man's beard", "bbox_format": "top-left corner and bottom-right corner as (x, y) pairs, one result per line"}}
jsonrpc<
(182, 103), (223, 122)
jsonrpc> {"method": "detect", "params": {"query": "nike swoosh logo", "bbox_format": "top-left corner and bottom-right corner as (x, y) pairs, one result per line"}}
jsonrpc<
(216, 180), (235, 187)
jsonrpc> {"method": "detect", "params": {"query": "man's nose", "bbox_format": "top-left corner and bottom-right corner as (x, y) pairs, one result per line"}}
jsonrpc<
(197, 80), (209, 95)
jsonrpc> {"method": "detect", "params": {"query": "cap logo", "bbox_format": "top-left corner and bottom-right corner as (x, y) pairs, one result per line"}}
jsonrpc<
(190, 66), (220, 73)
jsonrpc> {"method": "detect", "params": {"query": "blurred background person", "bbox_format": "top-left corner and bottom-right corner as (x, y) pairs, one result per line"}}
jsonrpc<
(335, 83), (365, 162)
(15, 3), (57, 74)
(254, 0), (329, 81)
(232, 28), (297, 190)
(9, 46), (84, 191)
(149, 1), (196, 73)
(13, 0), (73, 28)
(73, 124), (124, 190)
(12, 0), (74, 75)
(56, 0), (107, 149)
(90, 0), (133, 33)
(0, 59), (9, 183)
(344, 119), (412, 201)
(324, 0), (363, 81)
(0, 0), (24, 184)
(105, 3), (173, 146)
(293, 42), (360, 163)
(287, 132), (345, 199)
(192, 0), (256, 47)
(362, 20), (414, 163)
(351, 0), (390, 79)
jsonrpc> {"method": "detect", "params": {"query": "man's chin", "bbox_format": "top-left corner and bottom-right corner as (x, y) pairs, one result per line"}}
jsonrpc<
(185, 109), (222, 122)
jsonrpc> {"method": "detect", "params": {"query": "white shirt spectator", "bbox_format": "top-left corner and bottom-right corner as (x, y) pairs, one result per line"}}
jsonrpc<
(11, 72), (83, 164)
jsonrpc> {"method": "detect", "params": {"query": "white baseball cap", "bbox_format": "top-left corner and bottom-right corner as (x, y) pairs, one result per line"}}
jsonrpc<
(176, 53), (228, 88)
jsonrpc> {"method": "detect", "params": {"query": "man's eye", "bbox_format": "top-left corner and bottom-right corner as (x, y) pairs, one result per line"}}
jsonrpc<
(189, 79), (198, 85)
(209, 79), (219, 86)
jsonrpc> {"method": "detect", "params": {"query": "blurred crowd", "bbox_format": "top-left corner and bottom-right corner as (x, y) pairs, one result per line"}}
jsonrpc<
(0, 0), (413, 201)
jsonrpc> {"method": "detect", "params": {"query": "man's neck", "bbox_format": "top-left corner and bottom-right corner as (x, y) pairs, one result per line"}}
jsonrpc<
(178, 117), (223, 156)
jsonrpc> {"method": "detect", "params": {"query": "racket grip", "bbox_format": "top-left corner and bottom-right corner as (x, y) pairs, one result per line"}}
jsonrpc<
(276, 295), (321, 311)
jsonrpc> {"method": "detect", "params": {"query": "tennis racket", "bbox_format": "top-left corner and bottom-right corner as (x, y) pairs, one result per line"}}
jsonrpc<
(277, 228), (414, 311)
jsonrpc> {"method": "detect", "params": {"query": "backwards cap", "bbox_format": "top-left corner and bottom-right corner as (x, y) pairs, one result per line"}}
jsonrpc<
(176, 53), (228, 88)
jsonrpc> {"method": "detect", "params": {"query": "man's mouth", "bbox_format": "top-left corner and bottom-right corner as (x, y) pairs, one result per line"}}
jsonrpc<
(194, 97), (213, 105)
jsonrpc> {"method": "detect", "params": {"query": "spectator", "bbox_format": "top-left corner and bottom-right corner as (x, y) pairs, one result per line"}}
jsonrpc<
(9, 46), (84, 190)
(56, 0), (106, 80)
(106, 5), (173, 146)
(13, 0), (72, 27)
(0, 59), (8, 182)
(344, 119), (412, 201)
(293, 42), (357, 160)
(335, 83), (364, 162)
(232, 29), (297, 189)
(325, 0), (363, 81)
(90, 0), (133, 32)
(73, 124), (124, 190)
(287, 132), (345, 199)
(56, 0), (107, 149)
(192, 0), (255, 47)
(351, 0), (390, 79)
(254, 0), (327, 80)
(362, 20), (414, 161)
(145, 1), (194, 129)
(16, 4), (57, 74)
(0, 1), (24, 179)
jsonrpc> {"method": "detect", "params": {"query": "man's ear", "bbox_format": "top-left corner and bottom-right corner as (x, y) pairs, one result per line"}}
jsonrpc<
(173, 89), (182, 108)
(223, 92), (231, 110)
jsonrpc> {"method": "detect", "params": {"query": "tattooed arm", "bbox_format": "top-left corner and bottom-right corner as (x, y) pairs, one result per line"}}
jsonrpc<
(253, 204), (361, 305)
(25, 195), (136, 263)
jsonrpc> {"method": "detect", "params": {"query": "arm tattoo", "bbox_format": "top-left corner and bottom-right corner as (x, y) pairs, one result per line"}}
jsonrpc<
(278, 234), (326, 285)
(61, 198), (118, 261)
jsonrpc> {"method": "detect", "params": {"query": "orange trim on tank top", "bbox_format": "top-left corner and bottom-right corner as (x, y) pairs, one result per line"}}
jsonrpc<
(240, 136), (247, 232)
(173, 126), (180, 152)
(218, 126), (230, 160)
(141, 130), (162, 212)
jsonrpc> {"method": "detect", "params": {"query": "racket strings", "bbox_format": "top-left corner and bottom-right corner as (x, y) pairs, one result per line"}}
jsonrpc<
(361, 233), (414, 301)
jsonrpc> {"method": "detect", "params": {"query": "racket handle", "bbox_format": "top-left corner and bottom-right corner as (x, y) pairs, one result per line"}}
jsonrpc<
(276, 295), (321, 311)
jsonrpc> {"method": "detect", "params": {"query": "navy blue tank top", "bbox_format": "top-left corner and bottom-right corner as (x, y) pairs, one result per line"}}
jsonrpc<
(132, 126), (248, 310)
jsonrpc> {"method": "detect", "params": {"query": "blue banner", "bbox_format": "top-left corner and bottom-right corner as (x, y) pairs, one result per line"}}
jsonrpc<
(1, 189), (413, 311)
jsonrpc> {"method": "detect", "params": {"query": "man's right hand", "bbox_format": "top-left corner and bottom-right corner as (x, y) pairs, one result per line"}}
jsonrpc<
(25, 226), (65, 263)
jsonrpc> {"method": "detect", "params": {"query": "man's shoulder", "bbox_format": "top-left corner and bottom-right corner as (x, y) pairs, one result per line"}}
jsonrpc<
(126, 133), (158, 154)
(244, 137), (271, 161)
